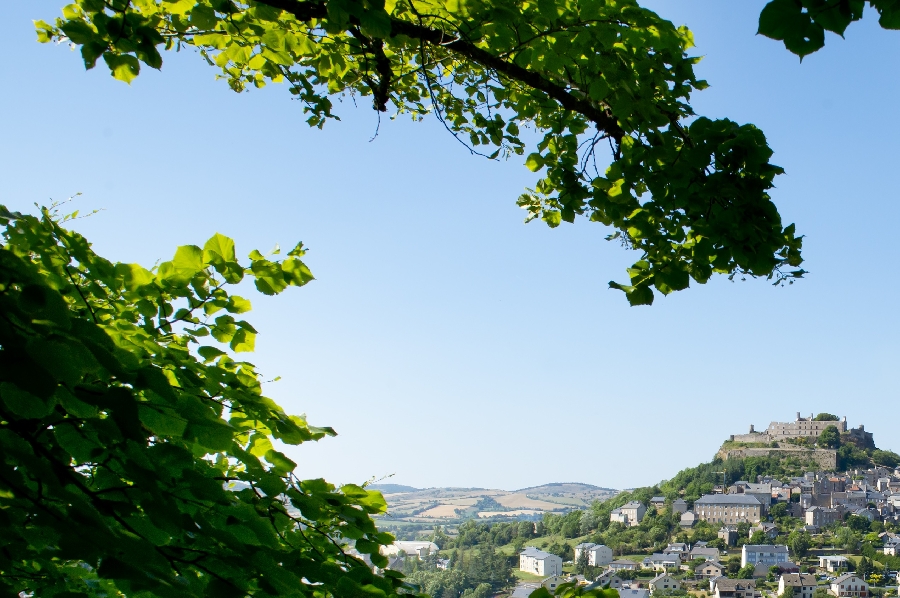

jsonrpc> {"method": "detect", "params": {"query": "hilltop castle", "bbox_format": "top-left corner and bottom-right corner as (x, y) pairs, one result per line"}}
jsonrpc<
(730, 413), (873, 447)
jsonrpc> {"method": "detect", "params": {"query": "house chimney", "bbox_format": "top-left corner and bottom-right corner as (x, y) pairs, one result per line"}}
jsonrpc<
(750, 424), (755, 433)
(796, 412), (801, 421)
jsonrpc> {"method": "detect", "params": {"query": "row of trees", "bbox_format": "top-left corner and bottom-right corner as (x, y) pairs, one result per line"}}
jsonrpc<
(401, 547), (514, 598)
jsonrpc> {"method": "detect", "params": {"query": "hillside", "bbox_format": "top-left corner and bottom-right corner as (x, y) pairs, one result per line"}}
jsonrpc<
(374, 484), (619, 529)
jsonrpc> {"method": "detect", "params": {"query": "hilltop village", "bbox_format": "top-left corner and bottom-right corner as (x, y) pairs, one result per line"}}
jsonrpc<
(363, 414), (900, 598)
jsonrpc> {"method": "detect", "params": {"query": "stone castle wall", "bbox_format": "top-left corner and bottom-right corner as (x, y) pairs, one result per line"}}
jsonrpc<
(720, 447), (837, 470)
(730, 433), (769, 443)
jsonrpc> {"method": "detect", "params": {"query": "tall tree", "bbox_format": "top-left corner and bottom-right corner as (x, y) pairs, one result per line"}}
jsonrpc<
(36, 0), (805, 305)
(818, 425), (841, 449)
(0, 205), (397, 597)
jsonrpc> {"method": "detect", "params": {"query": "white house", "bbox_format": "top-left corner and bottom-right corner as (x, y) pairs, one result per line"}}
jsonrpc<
(609, 559), (640, 571)
(830, 574), (869, 598)
(818, 555), (849, 572)
(519, 547), (562, 577)
(741, 544), (789, 568)
(690, 546), (721, 562)
(574, 543), (613, 566)
(642, 553), (681, 572)
(648, 573), (681, 595)
(620, 589), (650, 598)
(778, 574), (816, 598)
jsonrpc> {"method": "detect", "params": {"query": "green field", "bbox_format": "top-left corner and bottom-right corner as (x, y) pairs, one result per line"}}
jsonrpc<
(514, 570), (545, 582)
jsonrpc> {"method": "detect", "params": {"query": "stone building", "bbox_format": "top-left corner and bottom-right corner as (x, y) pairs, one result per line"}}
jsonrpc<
(729, 413), (874, 445)
(694, 494), (762, 525)
(610, 501), (647, 527)
(766, 413), (847, 441)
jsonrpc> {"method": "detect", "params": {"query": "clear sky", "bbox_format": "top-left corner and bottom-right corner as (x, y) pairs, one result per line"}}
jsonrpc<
(1, 1), (898, 492)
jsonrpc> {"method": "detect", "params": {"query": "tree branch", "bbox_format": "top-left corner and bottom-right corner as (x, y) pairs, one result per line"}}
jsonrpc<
(253, 0), (626, 139)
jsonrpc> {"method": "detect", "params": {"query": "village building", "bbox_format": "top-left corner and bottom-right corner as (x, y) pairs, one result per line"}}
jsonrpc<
(609, 559), (640, 572)
(642, 553), (680, 572)
(694, 494), (763, 525)
(648, 574), (680, 595)
(611, 501), (647, 527)
(574, 543), (613, 567)
(718, 526), (739, 546)
(519, 547), (562, 577)
(590, 572), (624, 590)
(830, 574), (869, 598)
(778, 574), (816, 598)
(819, 556), (849, 572)
(680, 511), (698, 528)
(712, 578), (756, 598)
(695, 561), (725, 579)
(741, 544), (789, 568)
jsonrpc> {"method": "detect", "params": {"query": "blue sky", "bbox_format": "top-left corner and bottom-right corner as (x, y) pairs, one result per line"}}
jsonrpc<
(1, 1), (897, 491)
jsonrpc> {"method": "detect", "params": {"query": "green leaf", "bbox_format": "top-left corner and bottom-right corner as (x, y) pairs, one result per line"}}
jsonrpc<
(281, 258), (314, 287)
(542, 210), (561, 228)
(264, 449), (297, 475)
(608, 281), (654, 306)
(139, 404), (188, 436)
(230, 328), (255, 352)
(102, 53), (141, 83)
(359, 9), (392, 38)
(226, 296), (252, 313)
(203, 233), (237, 263)
(525, 153), (545, 171)
(0, 383), (55, 420)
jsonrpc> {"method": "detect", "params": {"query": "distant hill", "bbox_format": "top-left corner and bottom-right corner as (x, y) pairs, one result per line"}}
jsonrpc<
(516, 482), (618, 493)
(369, 484), (420, 494)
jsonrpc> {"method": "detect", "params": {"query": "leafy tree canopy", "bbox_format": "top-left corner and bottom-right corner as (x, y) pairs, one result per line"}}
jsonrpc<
(872, 449), (900, 468)
(814, 413), (839, 421)
(817, 425), (841, 449)
(0, 205), (399, 598)
(37, 0), (805, 305)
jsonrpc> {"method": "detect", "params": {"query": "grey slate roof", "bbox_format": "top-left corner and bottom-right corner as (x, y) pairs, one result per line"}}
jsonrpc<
(520, 547), (555, 559)
(833, 574), (865, 585)
(696, 494), (762, 506)
(781, 574), (816, 587)
(715, 578), (756, 591)
(743, 544), (788, 553)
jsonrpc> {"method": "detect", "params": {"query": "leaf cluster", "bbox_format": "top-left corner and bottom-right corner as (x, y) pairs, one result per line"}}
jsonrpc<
(758, 0), (900, 58)
(0, 205), (403, 598)
(37, 0), (805, 305)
